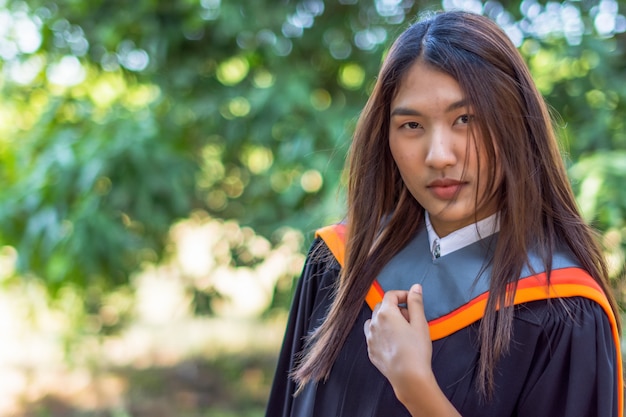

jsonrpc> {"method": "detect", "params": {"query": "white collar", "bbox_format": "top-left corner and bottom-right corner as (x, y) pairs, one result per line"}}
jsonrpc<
(425, 211), (500, 259)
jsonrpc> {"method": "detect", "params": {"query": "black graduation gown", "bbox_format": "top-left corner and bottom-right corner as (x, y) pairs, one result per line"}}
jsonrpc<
(266, 235), (621, 417)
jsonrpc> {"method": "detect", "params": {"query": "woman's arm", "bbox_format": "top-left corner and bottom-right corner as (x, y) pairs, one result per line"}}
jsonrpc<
(514, 297), (620, 417)
(265, 239), (340, 417)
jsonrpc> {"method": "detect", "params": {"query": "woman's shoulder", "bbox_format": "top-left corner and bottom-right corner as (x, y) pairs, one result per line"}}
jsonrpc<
(309, 236), (341, 266)
(305, 237), (341, 274)
(295, 237), (342, 296)
(513, 296), (613, 334)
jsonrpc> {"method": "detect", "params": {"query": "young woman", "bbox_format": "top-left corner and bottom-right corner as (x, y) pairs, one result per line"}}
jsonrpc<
(266, 10), (622, 417)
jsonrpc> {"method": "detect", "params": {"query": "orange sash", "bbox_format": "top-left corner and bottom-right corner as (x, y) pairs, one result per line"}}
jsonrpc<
(316, 223), (623, 414)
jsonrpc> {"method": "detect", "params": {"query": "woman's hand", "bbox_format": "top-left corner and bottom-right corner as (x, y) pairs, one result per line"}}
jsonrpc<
(363, 284), (432, 391)
(363, 284), (460, 417)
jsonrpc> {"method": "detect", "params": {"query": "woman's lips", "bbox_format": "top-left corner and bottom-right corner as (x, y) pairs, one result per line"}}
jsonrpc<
(427, 179), (465, 200)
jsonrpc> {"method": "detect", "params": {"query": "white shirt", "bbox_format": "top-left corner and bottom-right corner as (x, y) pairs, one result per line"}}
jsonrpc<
(425, 211), (500, 259)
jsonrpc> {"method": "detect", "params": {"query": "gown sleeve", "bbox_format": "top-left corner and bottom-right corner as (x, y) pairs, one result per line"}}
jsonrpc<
(513, 297), (620, 417)
(264, 238), (340, 417)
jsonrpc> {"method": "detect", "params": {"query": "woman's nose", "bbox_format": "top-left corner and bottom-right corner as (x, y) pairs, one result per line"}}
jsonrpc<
(425, 128), (457, 169)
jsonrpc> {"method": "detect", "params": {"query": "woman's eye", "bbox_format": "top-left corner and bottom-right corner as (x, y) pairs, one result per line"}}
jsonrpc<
(402, 121), (421, 129)
(455, 114), (474, 125)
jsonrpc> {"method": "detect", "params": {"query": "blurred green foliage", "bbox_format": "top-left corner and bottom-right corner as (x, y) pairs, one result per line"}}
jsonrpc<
(0, 0), (625, 305)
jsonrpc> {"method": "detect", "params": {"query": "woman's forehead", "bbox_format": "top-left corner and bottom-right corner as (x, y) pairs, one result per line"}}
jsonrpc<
(390, 61), (467, 116)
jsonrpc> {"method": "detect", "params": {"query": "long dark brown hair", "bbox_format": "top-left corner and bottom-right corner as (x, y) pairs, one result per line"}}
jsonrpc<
(293, 10), (620, 397)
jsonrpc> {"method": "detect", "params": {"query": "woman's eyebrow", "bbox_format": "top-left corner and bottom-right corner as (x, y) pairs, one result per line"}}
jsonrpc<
(446, 98), (469, 112)
(390, 99), (469, 117)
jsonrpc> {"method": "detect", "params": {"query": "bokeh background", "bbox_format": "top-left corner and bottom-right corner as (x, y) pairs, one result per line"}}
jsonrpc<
(0, 0), (625, 415)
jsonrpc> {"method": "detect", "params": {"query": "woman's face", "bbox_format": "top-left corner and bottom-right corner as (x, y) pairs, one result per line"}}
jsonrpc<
(388, 60), (500, 237)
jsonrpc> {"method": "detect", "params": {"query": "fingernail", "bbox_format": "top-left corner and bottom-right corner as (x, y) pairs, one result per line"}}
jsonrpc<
(411, 284), (422, 294)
